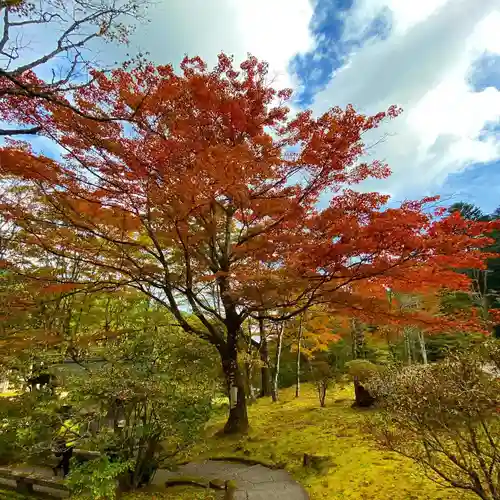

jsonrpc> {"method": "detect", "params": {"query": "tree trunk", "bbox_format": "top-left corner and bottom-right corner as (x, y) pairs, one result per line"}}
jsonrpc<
(417, 330), (428, 365)
(220, 330), (248, 434)
(132, 436), (159, 489)
(351, 318), (375, 407)
(222, 358), (248, 434)
(295, 315), (303, 398)
(473, 269), (490, 322)
(353, 380), (375, 407)
(404, 327), (413, 365)
(317, 381), (327, 407)
(258, 316), (271, 397)
(351, 318), (365, 359)
(271, 324), (284, 403)
(244, 320), (256, 403)
(245, 360), (256, 403)
(260, 355), (271, 397)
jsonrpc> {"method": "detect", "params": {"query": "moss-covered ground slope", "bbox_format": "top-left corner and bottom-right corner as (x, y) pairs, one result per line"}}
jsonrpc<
(186, 384), (473, 500)
(124, 487), (222, 499)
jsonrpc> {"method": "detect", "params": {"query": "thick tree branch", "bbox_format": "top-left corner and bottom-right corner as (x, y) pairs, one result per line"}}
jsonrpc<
(0, 125), (41, 135)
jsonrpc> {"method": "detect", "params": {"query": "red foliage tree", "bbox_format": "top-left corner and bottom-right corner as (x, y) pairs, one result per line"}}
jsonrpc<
(0, 53), (496, 433)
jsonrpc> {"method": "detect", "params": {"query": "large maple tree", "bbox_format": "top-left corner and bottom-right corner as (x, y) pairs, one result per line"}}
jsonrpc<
(0, 54), (496, 433)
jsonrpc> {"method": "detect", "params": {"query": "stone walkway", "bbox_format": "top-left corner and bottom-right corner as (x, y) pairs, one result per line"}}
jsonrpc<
(0, 460), (309, 499)
(153, 459), (309, 500)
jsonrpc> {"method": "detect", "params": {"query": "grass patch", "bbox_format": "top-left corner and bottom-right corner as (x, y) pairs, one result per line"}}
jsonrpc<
(187, 384), (472, 500)
(0, 489), (31, 499)
(123, 485), (223, 499)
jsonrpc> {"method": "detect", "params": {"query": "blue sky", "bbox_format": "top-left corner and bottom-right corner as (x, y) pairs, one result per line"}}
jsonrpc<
(7, 0), (500, 215)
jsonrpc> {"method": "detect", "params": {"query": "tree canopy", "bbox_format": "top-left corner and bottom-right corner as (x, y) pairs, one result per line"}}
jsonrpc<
(1, 53), (498, 433)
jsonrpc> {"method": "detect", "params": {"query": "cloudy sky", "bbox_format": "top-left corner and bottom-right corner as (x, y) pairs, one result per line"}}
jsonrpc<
(108, 0), (500, 213)
(19, 0), (500, 214)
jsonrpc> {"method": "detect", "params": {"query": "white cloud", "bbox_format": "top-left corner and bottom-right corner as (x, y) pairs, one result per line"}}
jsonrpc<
(342, 0), (450, 38)
(11, 0), (500, 203)
(312, 0), (500, 198)
(123, 0), (314, 90)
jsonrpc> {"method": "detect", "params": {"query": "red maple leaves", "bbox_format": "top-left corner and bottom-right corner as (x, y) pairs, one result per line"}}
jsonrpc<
(0, 52), (497, 338)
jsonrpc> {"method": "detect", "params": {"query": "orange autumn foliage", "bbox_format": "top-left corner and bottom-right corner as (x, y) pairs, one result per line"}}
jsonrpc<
(286, 308), (340, 359)
(1, 52), (497, 332)
(0, 53), (498, 430)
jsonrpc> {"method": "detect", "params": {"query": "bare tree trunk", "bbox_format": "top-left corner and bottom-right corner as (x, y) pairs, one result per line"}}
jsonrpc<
(222, 358), (248, 434)
(258, 316), (271, 397)
(351, 318), (365, 359)
(271, 324), (284, 403)
(245, 359), (256, 403)
(386, 334), (397, 362)
(317, 381), (327, 407)
(295, 315), (303, 398)
(417, 330), (428, 364)
(404, 327), (413, 365)
(244, 319), (256, 403)
(472, 269), (490, 323)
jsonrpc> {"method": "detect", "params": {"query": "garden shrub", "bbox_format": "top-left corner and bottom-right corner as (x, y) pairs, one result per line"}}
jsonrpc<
(368, 340), (500, 500)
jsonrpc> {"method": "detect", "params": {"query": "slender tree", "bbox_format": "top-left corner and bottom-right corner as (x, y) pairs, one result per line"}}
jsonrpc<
(257, 314), (271, 397)
(271, 322), (284, 403)
(295, 314), (303, 398)
(288, 308), (336, 398)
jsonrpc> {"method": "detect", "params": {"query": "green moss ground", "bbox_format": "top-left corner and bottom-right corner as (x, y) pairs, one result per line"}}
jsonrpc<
(123, 486), (223, 499)
(185, 384), (473, 500)
(0, 489), (31, 499)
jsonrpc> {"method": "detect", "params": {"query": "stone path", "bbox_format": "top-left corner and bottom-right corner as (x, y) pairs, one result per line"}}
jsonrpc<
(152, 459), (309, 500)
(0, 460), (309, 499)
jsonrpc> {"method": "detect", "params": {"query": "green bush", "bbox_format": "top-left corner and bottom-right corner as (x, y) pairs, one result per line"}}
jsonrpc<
(0, 391), (59, 465)
(424, 331), (483, 362)
(0, 322), (216, 496)
(62, 328), (215, 491)
(309, 358), (337, 407)
(345, 359), (382, 382)
(67, 456), (135, 500)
